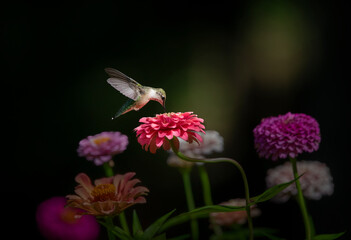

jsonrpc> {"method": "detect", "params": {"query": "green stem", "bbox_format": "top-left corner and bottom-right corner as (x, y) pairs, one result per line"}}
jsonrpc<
(198, 165), (223, 236)
(103, 162), (130, 235)
(105, 216), (116, 240)
(180, 168), (199, 240)
(118, 212), (130, 235)
(170, 138), (253, 240)
(103, 162), (114, 177)
(198, 165), (213, 205)
(290, 157), (312, 240)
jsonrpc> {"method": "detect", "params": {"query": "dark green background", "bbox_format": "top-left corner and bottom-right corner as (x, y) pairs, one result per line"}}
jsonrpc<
(3, 1), (350, 239)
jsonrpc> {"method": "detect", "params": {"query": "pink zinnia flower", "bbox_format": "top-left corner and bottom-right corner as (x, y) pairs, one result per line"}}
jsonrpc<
(135, 112), (205, 153)
(77, 131), (128, 165)
(36, 196), (100, 240)
(253, 112), (321, 161)
(66, 172), (149, 216)
(266, 160), (334, 202)
(210, 199), (261, 226)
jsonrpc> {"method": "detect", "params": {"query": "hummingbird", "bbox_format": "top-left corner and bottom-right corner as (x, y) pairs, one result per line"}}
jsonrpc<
(105, 67), (166, 119)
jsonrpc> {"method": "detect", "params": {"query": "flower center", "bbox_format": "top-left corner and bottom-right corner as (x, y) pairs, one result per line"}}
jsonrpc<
(60, 207), (79, 224)
(91, 183), (115, 202)
(93, 136), (111, 145)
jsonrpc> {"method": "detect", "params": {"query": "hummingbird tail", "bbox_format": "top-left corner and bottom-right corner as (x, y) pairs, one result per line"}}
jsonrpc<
(112, 98), (135, 120)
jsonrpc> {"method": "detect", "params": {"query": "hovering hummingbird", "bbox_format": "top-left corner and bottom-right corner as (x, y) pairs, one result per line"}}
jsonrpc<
(105, 68), (166, 119)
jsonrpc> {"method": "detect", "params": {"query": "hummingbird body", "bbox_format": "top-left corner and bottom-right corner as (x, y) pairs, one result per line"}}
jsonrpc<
(105, 68), (166, 119)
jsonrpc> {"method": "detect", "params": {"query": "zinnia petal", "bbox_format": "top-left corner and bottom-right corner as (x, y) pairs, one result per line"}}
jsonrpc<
(253, 112), (320, 161)
(135, 112), (205, 153)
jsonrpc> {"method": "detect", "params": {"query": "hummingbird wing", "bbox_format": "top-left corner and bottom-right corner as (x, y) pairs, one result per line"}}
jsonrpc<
(105, 68), (144, 101)
(113, 98), (136, 119)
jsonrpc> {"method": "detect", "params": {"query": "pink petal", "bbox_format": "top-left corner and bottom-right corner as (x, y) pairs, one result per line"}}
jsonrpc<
(75, 173), (94, 192)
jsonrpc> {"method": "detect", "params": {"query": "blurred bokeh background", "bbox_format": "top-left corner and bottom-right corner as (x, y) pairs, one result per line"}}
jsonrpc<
(3, 1), (350, 239)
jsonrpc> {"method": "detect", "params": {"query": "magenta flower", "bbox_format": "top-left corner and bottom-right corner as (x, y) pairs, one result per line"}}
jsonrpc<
(135, 112), (205, 153)
(77, 131), (128, 165)
(266, 160), (334, 202)
(36, 196), (100, 240)
(66, 172), (149, 216)
(253, 112), (321, 160)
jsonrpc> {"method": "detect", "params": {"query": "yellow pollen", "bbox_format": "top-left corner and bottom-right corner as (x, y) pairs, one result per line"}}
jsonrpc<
(91, 184), (115, 202)
(93, 136), (111, 145)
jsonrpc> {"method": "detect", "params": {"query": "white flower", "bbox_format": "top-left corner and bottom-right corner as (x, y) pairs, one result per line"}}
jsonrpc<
(266, 160), (334, 202)
(167, 130), (224, 168)
(179, 130), (224, 155)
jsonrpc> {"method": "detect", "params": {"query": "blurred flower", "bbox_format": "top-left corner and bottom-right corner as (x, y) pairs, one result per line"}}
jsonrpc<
(167, 152), (197, 168)
(36, 196), (99, 240)
(167, 130), (224, 168)
(135, 112), (205, 153)
(77, 131), (128, 165)
(179, 130), (224, 155)
(266, 160), (334, 202)
(253, 112), (321, 161)
(66, 172), (149, 216)
(210, 199), (261, 226)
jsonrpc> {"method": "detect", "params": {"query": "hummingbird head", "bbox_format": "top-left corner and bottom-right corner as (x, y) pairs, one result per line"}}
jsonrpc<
(156, 88), (166, 111)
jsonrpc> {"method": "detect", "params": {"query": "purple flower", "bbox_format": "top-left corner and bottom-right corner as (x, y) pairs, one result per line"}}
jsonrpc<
(36, 196), (100, 240)
(253, 112), (321, 161)
(77, 131), (128, 165)
(266, 161), (334, 202)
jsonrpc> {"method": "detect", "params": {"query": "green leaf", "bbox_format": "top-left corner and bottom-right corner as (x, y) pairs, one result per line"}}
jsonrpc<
(152, 233), (167, 240)
(159, 205), (245, 233)
(259, 232), (286, 240)
(210, 227), (285, 240)
(112, 226), (133, 240)
(142, 209), (176, 239)
(251, 176), (301, 203)
(132, 210), (143, 238)
(312, 232), (346, 240)
(168, 234), (191, 240)
(98, 220), (132, 240)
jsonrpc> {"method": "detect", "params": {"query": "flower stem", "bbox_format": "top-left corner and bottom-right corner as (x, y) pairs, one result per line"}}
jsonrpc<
(198, 165), (213, 205)
(180, 168), (199, 240)
(198, 165), (223, 236)
(170, 138), (253, 240)
(103, 162), (114, 177)
(103, 162), (130, 235)
(290, 157), (312, 240)
(105, 216), (116, 240)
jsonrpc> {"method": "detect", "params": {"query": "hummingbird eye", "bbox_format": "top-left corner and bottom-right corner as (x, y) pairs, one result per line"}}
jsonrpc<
(161, 96), (165, 100)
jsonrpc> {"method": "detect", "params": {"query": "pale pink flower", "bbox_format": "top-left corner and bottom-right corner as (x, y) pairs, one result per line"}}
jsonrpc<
(77, 131), (128, 165)
(167, 152), (197, 168)
(36, 196), (100, 240)
(253, 112), (321, 161)
(135, 112), (205, 153)
(167, 130), (224, 168)
(266, 160), (334, 202)
(210, 199), (261, 226)
(66, 172), (149, 216)
(178, 130), (224, 155)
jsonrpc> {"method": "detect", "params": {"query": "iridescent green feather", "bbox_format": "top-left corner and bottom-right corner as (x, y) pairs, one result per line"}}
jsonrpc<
(113, 98), (136, 119)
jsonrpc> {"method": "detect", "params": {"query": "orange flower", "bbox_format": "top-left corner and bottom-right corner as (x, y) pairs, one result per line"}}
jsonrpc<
(66, 172), (149, 216)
